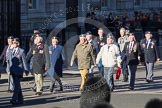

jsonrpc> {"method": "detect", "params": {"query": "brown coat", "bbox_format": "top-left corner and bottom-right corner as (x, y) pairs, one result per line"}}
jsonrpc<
(71, 42), (96, 69)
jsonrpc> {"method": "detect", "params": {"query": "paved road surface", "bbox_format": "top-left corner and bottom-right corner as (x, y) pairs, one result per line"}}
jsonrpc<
(0, 62), (162, 108)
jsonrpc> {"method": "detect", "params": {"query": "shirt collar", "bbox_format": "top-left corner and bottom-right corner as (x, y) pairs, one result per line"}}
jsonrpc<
(88, 39), (92, 43)
(37, 43), (41, 45)
(13, 47), (18, 52)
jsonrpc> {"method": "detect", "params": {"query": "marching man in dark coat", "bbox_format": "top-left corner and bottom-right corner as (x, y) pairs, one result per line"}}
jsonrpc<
(140, 31), (160, 83)
(47, 36), (65, 92)
(27, 36), (50, 96)
(123, 33), (141, 90)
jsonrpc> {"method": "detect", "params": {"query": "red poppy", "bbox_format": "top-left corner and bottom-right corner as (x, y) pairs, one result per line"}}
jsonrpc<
(116, 67), (121, 80)
(38, 45), (44, 49)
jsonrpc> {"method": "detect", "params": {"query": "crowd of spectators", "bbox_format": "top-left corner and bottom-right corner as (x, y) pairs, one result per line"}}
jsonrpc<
(85, 11), (162, 45)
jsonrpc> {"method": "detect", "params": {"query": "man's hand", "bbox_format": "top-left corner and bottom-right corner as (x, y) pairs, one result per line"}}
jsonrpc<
(118, 63), (121, 68)
(70, 61), (73, 66)
(157, 58), (160, 61)
(7, 72), (10, 75)
(138, 56), (141, 60)
(45, 67), (48, 72)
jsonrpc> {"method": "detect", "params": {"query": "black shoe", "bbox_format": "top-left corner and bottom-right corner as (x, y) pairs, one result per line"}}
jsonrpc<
(110, 88), (114, 92)
(7, 90), (13, 93)
(40, 88), (43, 92)
(59, 86), (63, 91)
(31, 88), (36, 92)
(146, 80), (154, 83)
(49, 89), (53, 93)
(128, 87), (134, 90)
(10, 100), (23, 105)
(35, 92), (42, 96)
(122, 79), (128, 82)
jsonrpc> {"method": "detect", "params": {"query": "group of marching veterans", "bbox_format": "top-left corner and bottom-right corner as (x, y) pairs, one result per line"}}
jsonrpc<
(0, 27), (160, 105)
(70, 27), (160, 92)
(0, 30), (65, 105)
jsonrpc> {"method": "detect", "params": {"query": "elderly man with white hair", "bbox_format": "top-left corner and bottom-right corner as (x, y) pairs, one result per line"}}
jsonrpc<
(96, 33), (121, 91)
(27, 36), (50, 96)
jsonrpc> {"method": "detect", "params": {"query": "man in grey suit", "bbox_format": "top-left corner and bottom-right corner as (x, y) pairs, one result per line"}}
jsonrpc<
(27, 36), (50, 96)
(0, 36), (14, 92)
(6, 38), (29, 94)
(7, 38), (29, 104)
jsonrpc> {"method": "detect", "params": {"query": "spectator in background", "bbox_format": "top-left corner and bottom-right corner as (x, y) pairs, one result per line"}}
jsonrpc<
(80, 76), (111, 108)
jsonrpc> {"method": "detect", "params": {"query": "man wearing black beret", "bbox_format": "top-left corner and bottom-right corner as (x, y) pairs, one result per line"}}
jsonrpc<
(71, 34), (96, 91)
(140, 31), (160, 83)
(0, 36), (14, 92)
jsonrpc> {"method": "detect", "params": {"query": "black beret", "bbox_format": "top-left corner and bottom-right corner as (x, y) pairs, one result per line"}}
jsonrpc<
(52, 36), (59, 40)
(145, 31), (152, 34)
(129, 32), (134, 36)
(86, 31), (92, 35)
(79, 34), (86, 38)
(13, 38), (20, 43)
(7, 36), (14, 40)
(106, 33), (114, 39)
(34, 30), (40, 34)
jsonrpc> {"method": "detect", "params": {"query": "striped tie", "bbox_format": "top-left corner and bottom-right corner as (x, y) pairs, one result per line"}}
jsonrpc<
(6, 46), (10, 62)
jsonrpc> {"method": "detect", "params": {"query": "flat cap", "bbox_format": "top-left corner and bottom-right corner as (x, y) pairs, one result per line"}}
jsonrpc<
(7, 36), (14, 40)
(145, 31), (152, 34)
(13, 38), (20, 43)
(79, 34), (86, 38)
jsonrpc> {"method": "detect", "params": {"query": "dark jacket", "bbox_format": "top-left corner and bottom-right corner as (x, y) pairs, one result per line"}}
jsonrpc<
(123, 41), (141, 65)
(0, 45), (8, 66)
(26, 43), (50, 74)
(140, 38), (160, 63)
(94, 35), (107, 50)
(10, 57), (24, 78)
(6, 47), (28, 73)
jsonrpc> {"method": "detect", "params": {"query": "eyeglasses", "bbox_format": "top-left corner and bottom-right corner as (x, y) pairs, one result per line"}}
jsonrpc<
(13, 42), (18, 44)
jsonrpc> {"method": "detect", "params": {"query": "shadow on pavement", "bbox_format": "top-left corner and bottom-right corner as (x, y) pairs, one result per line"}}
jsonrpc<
(0, 95), (80, 108)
